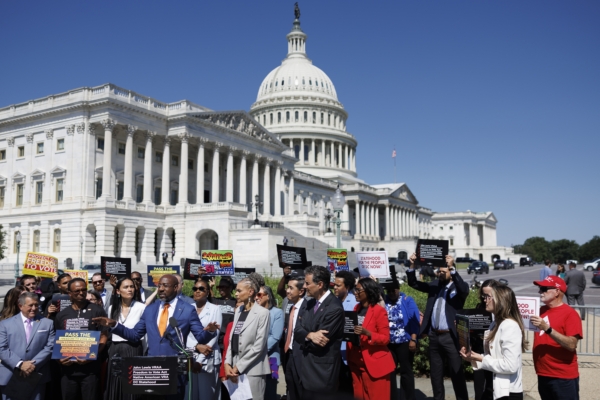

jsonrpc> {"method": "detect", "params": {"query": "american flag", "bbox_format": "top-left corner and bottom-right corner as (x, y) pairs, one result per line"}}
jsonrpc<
(392, 149), (396, 158)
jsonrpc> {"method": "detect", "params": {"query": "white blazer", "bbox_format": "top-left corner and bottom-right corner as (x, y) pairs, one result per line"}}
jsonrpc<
(473, 319), (523, 400)
(186, 301), (223, 372)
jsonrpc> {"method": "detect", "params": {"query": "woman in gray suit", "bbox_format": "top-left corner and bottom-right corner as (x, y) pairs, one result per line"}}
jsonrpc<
(224, 278), (271, 400)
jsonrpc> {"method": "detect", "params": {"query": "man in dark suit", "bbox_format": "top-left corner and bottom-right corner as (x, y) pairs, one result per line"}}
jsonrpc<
(294, 265), (345, 399)
(93, 274), (219, 400)
(0, 293), (55, 400)
(282, 275), (307, 400)
(407, 253), (469, 400)
(131, 271), (153, 303)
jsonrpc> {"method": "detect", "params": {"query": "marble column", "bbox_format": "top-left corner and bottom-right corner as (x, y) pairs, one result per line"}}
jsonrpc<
(288, 174), (295, 215)
(239, 151), (248, 205)
(337, 143), (342, 168)
(400, 208), (405, 237)
(226, 148), (235, 202)
(251, 156), (259, 209)
(274, 163), (281, 215)
(211, 143), (221, 203)
(101, 119), (115, 198)
(375, 206), (380, 239)
(368, 204), (373, 236)
(143, 131), (155, 203)
(330, 141), (335, 167)
(196, 138), (206, 204)
(178, 133), (189, 204)
(123, 125), (136, 200)
(361, 202), (367, 236)
(263, 159), (271, 216)
(161, 137), (171, 206)
(385, 205), (390, 238)
(356, 201), (362, 236)
(342, 203), (349, 232)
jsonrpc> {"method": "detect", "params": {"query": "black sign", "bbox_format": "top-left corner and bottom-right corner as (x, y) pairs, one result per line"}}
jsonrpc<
(50, 294), (72, 312)
(456, 309), (493, 331)
(183, 258), (203, 280)
(456, 314), (471, 352)
(233, 268), (256, 284)
(276, 245), (308, 269)
(415, 239), (449, 268)
(211, 298), (237, 347)
(100, 257), (131, 280)
(122, 357), (178, 395)
(378, 265), (398, 289)
(342, 311), (359, 344)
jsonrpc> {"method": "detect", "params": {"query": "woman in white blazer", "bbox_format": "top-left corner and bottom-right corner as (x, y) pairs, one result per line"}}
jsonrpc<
(186, 278), (223, 400)
(224, 278), (271, 400)
(460, 283), (528, 400)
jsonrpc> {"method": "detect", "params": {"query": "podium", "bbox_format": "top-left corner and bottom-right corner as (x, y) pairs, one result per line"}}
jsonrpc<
(112, 356), (189, 396)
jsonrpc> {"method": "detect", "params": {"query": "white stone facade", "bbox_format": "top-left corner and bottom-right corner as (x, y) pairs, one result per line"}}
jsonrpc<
(0, 16), (509, 273)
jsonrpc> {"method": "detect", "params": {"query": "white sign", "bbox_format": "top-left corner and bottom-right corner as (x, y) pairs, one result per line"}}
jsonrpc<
(355, 251), (390, 279)
(516, 296), (540, 331)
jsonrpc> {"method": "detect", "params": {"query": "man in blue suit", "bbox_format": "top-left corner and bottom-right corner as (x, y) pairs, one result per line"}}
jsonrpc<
(93, 274), (218, 399)
(0, 292), (55, 400)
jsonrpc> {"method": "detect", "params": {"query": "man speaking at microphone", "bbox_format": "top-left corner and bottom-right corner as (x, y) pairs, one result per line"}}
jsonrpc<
(93, 274), (219, 400)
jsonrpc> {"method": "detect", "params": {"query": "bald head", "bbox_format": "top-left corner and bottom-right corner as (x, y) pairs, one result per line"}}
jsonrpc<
(157, 274), (179, 302)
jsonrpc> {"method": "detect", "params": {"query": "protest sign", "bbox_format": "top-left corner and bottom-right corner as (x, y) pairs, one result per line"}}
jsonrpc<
(183, 258), (203, 280)
(201, 250), (235, 276)
(276, 245), (308, 269)
(122, 357), (178, 395)
(327, 249), (349, 273)
(456, 314), (471, 352)
(233, 268), (256, 284)
(64, 270), (88, 287)
(355, 251), (390, 278)
(147, 265), (181, 287)
(22, 252), (58, 278)
(416, 239), (449, 268)
(342, 311), (359, 344)
(50, 294), (72, 312)
(100, 257), (131, 280)
(52, 330), (101, 360)
(212, 298), (237, 347)
(378, 265), (398, 288)
(516, 296), (540, 331)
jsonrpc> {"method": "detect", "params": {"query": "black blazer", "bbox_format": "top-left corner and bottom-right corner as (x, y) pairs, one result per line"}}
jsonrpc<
(407, 269), (469, 340)
(294, 293), (345, 393)
(281, 297), (308, 372)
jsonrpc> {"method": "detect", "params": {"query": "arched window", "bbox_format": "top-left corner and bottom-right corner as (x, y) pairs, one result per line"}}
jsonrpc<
(33, 230), (40, 252)
(277, 112), (281, 123)
(262, 115), (266, 125)
(320, 113), (324, 124)
(304, 111), (307, 122)
(313, 112), (316, 123)
(270, 113), (273, 125)
(286, 111), (290, 122)
(295, 111), (299, 122)
(328, 114), (331, 126)
(53, 229), (61, 252)
(275, 81), (278, 87)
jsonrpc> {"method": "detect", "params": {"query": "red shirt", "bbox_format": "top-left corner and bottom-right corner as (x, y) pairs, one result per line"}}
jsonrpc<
(533, 303), (582, 379)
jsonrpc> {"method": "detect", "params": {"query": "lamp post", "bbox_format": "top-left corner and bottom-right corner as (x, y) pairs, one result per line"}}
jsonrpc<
(252, 194), (263, 226)
(79, 236), (84, 269)
(14, 232), (22, 284)
(324, 208), (333, 233)
(331, 185), (346, 249)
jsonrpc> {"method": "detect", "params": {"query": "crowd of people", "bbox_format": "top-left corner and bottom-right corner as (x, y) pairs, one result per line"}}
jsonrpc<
(0, 254), (584, 400)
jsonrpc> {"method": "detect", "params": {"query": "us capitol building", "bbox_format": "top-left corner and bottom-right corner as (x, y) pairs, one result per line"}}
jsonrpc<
(0, 14), (517, 272)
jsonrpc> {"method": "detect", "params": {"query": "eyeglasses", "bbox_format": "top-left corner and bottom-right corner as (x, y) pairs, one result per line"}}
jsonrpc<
(131, 277), (143, 282)
(481, 294), (492, 302)
(255, 292), (265, 298)
(354, 287), (365, 294)
(538, 287), (558, 293)
(70, 289), (88, 294)
(92, 281), (103, 285)
(191, 287), (207, 292)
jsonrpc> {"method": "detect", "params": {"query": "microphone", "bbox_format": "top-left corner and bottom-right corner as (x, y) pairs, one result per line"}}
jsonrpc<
(169, 317), (185, 351)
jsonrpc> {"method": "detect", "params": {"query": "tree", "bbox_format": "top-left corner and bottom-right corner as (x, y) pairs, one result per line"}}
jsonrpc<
(517, 236), (551, 262)
(549, 239), (579, 264)
(0, 224), (6, 261)
(579, 236), (600, 261)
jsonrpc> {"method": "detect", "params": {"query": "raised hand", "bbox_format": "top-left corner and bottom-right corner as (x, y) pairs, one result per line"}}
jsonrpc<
(92, 316), (117, 328)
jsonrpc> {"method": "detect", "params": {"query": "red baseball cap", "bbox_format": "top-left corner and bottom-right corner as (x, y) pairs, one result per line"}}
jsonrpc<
(533, 276), (567, 293)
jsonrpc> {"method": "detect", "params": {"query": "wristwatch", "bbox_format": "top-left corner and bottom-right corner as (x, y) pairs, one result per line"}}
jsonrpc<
(545, 327), (553, 335)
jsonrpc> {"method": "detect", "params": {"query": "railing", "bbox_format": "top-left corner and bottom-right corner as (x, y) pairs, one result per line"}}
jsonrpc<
(524, 305), (600, 356)
(230, 221), (284, 230)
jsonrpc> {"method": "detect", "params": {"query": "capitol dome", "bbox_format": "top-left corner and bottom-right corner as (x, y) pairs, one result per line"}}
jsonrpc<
(250, 16), (361, 184)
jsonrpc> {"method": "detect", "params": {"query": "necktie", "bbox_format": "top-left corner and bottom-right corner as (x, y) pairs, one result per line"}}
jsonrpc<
(284, 306), (296, 353)
(313, 301), (320, 314)
(159, 303), (170, 337)
(25, 319), (32, 343)
(434, 287), (446, 329)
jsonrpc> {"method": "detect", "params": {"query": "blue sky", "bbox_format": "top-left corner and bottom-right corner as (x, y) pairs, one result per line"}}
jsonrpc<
(1, 1), (598, 247)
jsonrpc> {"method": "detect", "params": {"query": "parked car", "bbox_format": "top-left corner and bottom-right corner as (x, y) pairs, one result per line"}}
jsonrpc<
(467, 261), (489, 274)
(519, 257), (534, 267)
(81, 264), (101, 282)
(592, 266), (600, 286)
(566, 259), (578, 265)
(456, 257), (477, 264)
(494, 260), (514, 270)
(584, 258), (600, 272)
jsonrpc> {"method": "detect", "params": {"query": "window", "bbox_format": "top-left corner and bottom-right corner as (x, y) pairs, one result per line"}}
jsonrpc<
(170, 189), (177, 205)
(33, 230), (40, 252)
(313, 112), (316, 124)
(0, 149), (5, 160)
(118, 142), (125, 155)
(13, 232), (20, 253)
(137, 147), (145, 159)
(295, 111), (298, 122)
(36, 143), (44, 154)
(16, 184), (23, 206)
(320, 113), (324, 124)
(328, 114), (331, 126)
(304, 111), (307, 122)
(36, 182), (43, 204)
(56, 179), (64, 202)
(204, 163), (209, 173)
(450, 238), (454, 246)
(286, 111), (290, 122)
(450, 226), (453, 230)
(263, 115), (266, 125)
(97, 138), (104, 150)
(188, 159), (194, 170)
(154, 187), (161, 205)
(277, 112), (281, 123)
(0, 187), (4, 207)
(155, 151), (163, 163)
(56, 139), (64, 151)
(270, 113), (273, 124)
(171, 155), (178, 167)
(117, 181), (124, 200)
(18, 146), (25, 157)
(136, 185), (143, 203)
(53, 229), (61, 252)
(96, 179), (102, 199)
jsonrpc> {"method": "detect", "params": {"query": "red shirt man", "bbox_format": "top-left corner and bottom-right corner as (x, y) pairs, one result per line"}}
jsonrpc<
(531, 276), (582, 400)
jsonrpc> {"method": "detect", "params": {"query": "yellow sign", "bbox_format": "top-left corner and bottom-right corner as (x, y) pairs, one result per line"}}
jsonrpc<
(22, 252), (58, 278)
(64, 270), (89, 288)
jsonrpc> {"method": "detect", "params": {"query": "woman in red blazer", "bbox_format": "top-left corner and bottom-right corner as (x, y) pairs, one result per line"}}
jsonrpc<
(347, 278), (396, 400)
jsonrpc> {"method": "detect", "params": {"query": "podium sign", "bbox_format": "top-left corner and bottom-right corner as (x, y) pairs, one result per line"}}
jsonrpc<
(122, 357), (179, 395)
(416, 240), (449, 268)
